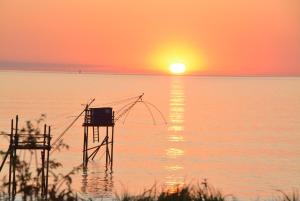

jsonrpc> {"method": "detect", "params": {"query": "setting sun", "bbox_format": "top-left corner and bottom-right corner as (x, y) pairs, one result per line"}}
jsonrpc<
(169, 63), (186, 74)
(150, 41), (205, 75)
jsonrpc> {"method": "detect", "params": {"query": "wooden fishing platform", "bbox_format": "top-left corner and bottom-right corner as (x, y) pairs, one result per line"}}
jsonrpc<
(0, 115), (51, 201)
(82, 106), (115, 169)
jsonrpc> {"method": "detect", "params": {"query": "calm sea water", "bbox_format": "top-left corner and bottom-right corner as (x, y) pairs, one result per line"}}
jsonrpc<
(0, 71), (300, 200)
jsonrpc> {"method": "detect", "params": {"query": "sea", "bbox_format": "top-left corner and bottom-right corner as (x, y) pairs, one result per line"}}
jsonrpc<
(0, 71), (300, 200)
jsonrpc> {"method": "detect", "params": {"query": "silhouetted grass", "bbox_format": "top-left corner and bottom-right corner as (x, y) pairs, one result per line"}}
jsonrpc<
(115, 183), (300, 201)
(115, 181), (233, 201)
(267, 190), (300, 201)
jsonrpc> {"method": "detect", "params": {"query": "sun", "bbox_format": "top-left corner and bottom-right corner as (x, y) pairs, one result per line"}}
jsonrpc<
(169, 63), (186, 74)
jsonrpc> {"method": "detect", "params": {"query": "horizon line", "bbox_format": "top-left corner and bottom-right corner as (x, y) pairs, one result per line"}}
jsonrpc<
(1, 69), (300, 78)
(1, 60), (300, 77)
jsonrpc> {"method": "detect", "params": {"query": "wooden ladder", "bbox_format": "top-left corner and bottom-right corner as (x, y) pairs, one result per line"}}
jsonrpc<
(93, 127), (99, 143)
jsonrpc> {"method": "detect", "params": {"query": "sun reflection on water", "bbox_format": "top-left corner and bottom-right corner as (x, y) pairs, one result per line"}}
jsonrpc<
(165, 165), (184, 171)
(166, 148), (185, 158)
(168, 79), (185, 133)
(165, 78), (186, 191)
(168, 135), (184, 142)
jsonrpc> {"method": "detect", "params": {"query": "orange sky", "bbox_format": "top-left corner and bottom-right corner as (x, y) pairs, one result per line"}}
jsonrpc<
(0, 0), (299, 75)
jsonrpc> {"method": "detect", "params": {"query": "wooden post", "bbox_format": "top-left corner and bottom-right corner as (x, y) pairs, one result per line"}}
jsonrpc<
(83, 127), (86, 167)
(83, 125), (89, 168)
(8, 119), (13, 199)
(41, 124), (47, 197)
(111, 125), (114, 169)
(45, 126), (51, 200)
(83, 105), (88, 168)
(106, 126), (109, 166)
(83, 107), (85, 167)
(12, 115), (18, 200)
(85, 127), (89, 166)
(41, 150), (45, 197)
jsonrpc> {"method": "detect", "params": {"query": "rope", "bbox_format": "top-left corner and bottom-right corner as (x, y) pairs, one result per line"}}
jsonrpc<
(50, 99), (95, 155)
(93, 94), (142, 107)
(114, 93), (144, 122)
(115, 96), (167, 125)
(143, 101), (168, 125)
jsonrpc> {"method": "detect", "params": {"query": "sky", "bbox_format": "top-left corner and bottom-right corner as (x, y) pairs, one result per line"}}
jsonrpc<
(0, 0), (299, 75)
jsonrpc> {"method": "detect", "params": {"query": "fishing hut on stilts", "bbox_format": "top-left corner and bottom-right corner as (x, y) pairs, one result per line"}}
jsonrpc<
(0, 115), (51, 201)
(81, 93), (147, 169)
(82, 107), (115, 169)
